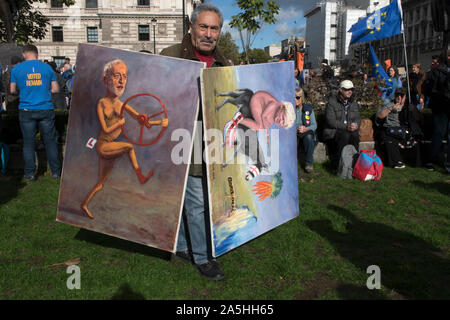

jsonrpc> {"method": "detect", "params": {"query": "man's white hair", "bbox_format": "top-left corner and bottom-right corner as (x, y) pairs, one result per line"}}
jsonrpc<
(282, 101), (295, 129)
(103, 59), (127, 78)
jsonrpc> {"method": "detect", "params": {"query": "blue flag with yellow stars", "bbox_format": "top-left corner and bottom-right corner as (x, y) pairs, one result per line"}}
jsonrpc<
(369, 44), (391, 87)
(348, 0), (403, 45)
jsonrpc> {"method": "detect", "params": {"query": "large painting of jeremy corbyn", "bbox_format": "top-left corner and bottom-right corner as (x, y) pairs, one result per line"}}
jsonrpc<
(57, 44), (204, 252)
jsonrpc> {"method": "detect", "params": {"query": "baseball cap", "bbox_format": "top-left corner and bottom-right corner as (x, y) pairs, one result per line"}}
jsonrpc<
(339, 80), (354, 89)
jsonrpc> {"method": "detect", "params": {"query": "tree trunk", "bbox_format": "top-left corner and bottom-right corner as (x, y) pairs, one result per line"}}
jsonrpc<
(0, 0), (15, 42)
(238, 29), (249, 64)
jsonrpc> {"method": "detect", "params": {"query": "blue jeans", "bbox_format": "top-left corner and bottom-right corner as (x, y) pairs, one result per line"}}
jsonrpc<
(431, 113), (449, 168)
(177, 175), (209, 265)
(298, 132), (315, 166)
(19, 109), (61, 177)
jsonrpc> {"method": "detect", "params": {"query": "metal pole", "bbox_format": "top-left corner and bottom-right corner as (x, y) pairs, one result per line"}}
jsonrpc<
(402, 32), (411, 103)
(399, 0), (411, 104)
(182, 0), (186, 36)
(151, 18), (157, 54)
(401, 20), (411, 104)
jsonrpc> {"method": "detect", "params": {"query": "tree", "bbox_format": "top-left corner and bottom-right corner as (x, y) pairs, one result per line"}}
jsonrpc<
(0, 0), (74, 44)
(217, 32), (240, 65)
(229, 0), (279, 64)
(239, 48), (272, 64)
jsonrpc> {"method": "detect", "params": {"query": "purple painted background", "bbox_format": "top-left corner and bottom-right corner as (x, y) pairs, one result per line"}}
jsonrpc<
(56, 44), (203, 252)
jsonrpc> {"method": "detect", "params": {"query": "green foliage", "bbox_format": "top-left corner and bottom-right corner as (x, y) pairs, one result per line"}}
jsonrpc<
(229, 0), (279, 34)
(271, 171), (283, 199)
(217, 32), (240, 65)
(229, 0), (279, 64)
(240, 48), (272, 64)
(0, 0), (74, 43)
(304, 74), (384, 118)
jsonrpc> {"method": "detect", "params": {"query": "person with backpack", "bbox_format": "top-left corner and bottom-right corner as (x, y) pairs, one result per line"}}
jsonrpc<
(423, 50), (450, 173)
(47, 61), (67, 109)
(61, 63), (73, 107)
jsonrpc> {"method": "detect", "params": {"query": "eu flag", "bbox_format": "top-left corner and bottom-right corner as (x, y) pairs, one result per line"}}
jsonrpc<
(348, 0), (403, 45)
(369, 44), (391, 87)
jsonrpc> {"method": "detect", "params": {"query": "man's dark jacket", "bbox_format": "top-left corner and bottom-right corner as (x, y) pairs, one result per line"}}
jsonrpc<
(423, 61), (450, 116)
(160, 33), (230, 176)
(323, 93), (361, 141)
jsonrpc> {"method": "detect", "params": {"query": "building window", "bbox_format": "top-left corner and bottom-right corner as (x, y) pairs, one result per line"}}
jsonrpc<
(53, 56), (66, 69)
(52, 26), (64, 42)
(86, 0), (98, 8)
(87, 27), (98, 42)
(137, 0), (150, 6)
(138, 25), (150, 41)
(422, 26), (427, 40)
(51, 0), (63, 8)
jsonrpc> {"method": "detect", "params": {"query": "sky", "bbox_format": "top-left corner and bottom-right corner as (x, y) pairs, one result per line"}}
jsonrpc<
(206, 0), (319, 51)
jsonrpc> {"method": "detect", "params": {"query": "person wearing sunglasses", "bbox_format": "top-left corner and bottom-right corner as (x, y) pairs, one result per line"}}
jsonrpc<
(295, 88), (317, 173)
(323, 80), (362, 168)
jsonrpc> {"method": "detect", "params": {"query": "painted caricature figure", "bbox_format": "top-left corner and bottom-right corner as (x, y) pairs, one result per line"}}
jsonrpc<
(217, 89), (295, 180)
(81, 59), (168, 219)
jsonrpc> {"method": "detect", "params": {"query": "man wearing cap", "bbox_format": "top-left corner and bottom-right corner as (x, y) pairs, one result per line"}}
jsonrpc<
(323, 79), (361, 166)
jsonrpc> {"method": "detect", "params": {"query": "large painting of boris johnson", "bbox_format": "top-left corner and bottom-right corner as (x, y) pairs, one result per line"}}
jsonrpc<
(56, 44), (204, 252)
(201, 61), (299, 257)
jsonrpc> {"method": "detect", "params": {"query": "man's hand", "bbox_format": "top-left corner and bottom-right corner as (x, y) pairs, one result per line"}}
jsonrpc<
(347, 122), (358, 132)
(393, 95), (406, 112)
(297, 126), (308, 134)
(147, 118), (169, 127)
(137, 113), (150, 128)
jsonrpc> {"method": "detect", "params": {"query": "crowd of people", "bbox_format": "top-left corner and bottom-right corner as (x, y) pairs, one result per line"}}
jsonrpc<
(1, 56), (74, 112)
(0, 2), (448, 282)
(294, 51), (450, 176)
(0, 50), (75, 180)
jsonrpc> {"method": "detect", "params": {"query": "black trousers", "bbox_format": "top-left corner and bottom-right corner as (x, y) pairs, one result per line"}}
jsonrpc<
(379, 131), (403, 166)
(379, 130), (421, 167)
(335, 129), (359, 157)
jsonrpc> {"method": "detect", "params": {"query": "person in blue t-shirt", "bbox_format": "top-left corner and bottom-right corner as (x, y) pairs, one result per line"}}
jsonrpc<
(10, 44), (61, 181)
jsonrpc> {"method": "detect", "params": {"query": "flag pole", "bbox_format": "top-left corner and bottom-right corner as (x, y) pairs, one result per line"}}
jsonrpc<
(399, 0), (412, 104)
(402, 31), (412, 104)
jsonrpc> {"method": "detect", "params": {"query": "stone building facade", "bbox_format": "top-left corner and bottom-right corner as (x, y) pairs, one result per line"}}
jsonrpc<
(375, 0), (445, 70)
(305, 0), (445, 70)
(304, 0), (390, 68)
(33, 0), (202, 67)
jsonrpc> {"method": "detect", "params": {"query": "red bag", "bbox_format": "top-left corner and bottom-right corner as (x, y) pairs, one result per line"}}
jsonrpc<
(352, 150), (383, 181)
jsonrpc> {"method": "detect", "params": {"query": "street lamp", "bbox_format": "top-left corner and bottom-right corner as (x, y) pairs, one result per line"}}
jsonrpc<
(151, 18), (157, 54)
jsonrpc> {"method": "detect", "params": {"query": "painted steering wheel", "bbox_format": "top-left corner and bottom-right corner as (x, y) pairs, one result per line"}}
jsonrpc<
(120, 93), (168, 146)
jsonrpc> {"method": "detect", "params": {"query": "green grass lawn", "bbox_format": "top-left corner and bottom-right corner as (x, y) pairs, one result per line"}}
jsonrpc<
(1, 163), (449, 300)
